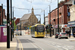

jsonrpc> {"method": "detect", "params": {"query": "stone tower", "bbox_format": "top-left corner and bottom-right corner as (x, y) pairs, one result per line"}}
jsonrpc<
(32, 7), (34, 14)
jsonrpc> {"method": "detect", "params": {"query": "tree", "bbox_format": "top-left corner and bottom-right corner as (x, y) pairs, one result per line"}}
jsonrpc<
(28, 25), (31, 29)
(12, 20), (17, 30)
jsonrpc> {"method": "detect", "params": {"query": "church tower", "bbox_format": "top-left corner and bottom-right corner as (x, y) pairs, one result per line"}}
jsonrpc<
(31, 7), (34, 14)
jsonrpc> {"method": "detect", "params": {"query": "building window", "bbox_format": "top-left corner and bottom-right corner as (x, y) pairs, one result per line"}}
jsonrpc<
(68, 12), (70, 17)
(73, 0), (75, 5)
(74, 0), (75, 5)
(0, 11), (1, 16)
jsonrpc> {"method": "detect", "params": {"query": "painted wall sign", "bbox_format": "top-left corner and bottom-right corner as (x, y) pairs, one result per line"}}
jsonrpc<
(3, 28), (7, 36)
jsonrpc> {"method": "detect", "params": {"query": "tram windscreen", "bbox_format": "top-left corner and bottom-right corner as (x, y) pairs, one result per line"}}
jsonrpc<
(37, 25), (44, 32)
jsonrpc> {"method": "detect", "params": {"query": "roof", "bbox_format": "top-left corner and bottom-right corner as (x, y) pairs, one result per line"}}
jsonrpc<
(20, 13), (31, 20)
(31, 24), (44, 27)
(23, 22), (29, 24)
(17, 23), (20, 26)
(65, 0), (72, 5)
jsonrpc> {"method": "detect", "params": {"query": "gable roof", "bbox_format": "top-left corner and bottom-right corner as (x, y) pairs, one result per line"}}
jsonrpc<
(20, 13), (31, 20)
(17, 23), (20, 26)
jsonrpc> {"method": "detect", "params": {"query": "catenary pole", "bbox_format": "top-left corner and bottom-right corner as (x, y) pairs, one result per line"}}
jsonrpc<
(7, 0), (10, 48)
(49, 5), (51, 37)
(10, 0), (12, 41)
(13, 7), (14, 37)
(58, 0), (59, 33)
(2, 4), (3, 25)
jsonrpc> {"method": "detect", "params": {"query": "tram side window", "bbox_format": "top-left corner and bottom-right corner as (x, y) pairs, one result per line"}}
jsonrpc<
(46, 26), (48, 29)
(73, 28), (75, 32)
(35, 27), (37, 31)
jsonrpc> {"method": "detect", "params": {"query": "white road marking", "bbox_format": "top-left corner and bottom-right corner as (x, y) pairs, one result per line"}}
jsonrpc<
(30, 38), (59, 50)
(31, 38), (75, 50)
(16, 38), (23, 50)
(25, 38), (44, 50)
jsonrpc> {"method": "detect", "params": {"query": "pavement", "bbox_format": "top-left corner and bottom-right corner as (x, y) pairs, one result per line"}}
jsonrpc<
(0, 37), (17, 50)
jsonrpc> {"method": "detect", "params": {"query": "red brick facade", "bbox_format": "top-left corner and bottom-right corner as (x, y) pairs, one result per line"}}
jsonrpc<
(0, 6), (6, 25)
(15, 18), (20, 25)
(48, 0), (71, 26)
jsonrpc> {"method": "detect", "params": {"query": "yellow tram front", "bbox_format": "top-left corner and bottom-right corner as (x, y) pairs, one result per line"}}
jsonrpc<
(31, 24), (45, 38)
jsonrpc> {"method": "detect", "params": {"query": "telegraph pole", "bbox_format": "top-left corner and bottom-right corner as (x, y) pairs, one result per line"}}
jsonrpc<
(7, 0), (10, 48)
(20, 20), (22, 35)
(10, 0), (12, 41)
(40, 15), (41, 24)
(44, 10), (45, 25)
(13, 7), (14, 37)
(49, 5), (51, 37)
(2, 4), (3, 25)
(58, 0), (59, 33)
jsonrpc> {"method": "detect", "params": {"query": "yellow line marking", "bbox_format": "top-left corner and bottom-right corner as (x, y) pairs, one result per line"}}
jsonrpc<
(16, 38), (23, 50)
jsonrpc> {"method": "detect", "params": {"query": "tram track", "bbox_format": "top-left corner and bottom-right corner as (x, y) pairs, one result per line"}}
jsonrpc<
(29, 38), (60, 50)
(25, 38), (44, 50)
(31, 38), (75, 50)
(16, 35), (75, 50)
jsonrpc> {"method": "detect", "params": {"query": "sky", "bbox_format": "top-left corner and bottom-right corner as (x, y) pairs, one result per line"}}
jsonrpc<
(0, 0), (62, 24)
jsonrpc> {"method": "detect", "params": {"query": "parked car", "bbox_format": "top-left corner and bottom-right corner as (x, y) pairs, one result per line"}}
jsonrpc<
(55, 32), (59, 38)
(58, 32), (68, 39)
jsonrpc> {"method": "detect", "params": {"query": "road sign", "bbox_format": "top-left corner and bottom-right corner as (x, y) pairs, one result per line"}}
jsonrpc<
(28, 27), (29, 29)
(10, 21), (12, 25)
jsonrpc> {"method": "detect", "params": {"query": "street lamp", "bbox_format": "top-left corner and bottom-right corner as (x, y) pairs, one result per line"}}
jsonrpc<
(46, 5), (52, 37)
(10, 0), (12, 41)
(41, 10), (45, 25)
(20, 20), (22, 35)
(13, 7), (14, 38)
(46, 0), (52, 37)
(7, 0), (10, 48)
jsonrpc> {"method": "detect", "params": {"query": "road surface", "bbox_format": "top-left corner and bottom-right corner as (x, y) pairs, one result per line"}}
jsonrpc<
(16, 35), (75, 50)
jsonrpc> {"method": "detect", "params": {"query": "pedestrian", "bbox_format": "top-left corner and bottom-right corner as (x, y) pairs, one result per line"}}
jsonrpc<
(68, 30), (71, 37)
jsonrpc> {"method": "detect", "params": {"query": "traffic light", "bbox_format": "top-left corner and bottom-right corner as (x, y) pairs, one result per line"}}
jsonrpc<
(49, 24), (52, 28)
(46, 26), (48, 29)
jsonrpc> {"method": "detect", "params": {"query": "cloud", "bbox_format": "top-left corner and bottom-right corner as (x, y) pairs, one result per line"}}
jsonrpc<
(0, 0), (6, 5)
(12, 0), (25, 8)
(0, 0), (60, 24)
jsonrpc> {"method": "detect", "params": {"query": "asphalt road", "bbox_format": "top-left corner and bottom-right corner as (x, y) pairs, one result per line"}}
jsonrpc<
(16, 35), (75, 50)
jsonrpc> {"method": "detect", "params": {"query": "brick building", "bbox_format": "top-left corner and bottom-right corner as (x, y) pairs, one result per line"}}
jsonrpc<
(15, 18), (20, 25)
(48, 0), (72, 34)
(0, 6), (6, 25)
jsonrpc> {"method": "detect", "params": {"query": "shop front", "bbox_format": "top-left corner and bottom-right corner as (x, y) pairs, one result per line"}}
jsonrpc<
(53, 24), (70, 35)
(53, 25), (61, 35)
(67, 24), (75, 37)
(68, 21), (75, 37)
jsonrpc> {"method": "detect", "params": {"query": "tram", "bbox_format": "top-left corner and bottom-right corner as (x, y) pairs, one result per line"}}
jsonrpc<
(31, 24), (45, 38)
